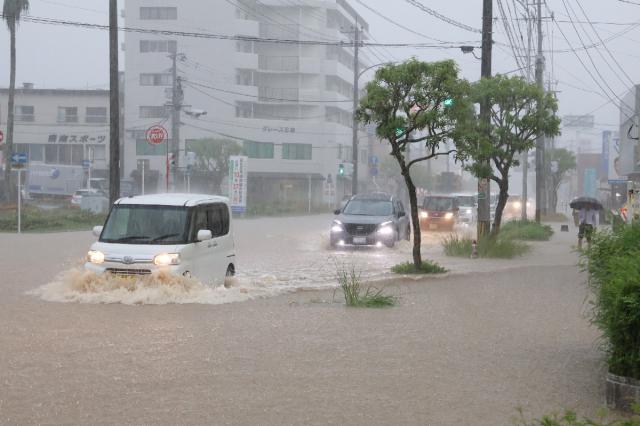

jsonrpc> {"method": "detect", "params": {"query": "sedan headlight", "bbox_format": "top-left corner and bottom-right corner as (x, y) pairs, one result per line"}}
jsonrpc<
(513, 201), (522, 209)
(444, 212), (454, 220)
(87, 250), (105, 264)
(377, 221), (394, 236)
(153, 253), (181, 266)
(420, 211), (429, 219)
(331, 220), (344, 233)
(465, 208), (473, 214)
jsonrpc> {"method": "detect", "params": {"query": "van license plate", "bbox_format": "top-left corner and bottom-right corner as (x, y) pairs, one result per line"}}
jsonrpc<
(353, 237), (367, 244)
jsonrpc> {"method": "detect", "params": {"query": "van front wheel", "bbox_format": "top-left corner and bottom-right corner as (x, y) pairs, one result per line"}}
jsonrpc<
(224, 265), (235, 288)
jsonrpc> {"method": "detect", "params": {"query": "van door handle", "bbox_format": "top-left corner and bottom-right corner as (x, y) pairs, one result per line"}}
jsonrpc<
(208, 242), (218, 248)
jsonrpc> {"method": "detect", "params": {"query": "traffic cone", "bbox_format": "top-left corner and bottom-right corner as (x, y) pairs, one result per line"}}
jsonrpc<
(471, 240), (479, 259)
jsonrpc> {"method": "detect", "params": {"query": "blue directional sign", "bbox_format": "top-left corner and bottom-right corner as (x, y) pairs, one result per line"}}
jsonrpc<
(10, 152), (28, 164)
(82, 160), (92, 170)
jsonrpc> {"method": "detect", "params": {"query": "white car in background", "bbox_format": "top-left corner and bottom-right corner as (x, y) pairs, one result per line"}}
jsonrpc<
(70, 188), (105, 206)
(452, 193), (477, 225)
(85, 194), (236, 286)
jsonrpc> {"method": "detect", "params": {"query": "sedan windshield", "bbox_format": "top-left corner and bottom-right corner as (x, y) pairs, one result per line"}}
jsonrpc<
(424, 197), (454, 211)
(343, 200), (393, 216)
(100, 205), (189, 244)
(456, 196), (476, 207)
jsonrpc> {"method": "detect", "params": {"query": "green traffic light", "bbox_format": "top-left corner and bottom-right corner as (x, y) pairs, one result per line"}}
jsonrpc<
(443, 98), (454, 108)
(395, 128), (405, 137)
(338, 164), (345, 176)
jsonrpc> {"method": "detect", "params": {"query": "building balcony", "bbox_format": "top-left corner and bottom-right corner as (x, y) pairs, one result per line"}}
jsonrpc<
(234, 52), (259, 70)
(258, 55), (299, 72)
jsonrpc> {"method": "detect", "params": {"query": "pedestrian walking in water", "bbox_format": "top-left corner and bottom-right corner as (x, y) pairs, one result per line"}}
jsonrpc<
(577, 205), (598, 250)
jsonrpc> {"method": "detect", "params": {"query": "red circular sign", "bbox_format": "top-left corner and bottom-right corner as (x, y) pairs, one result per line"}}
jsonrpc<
(0, 130), (4, 143)
(145, 125), (167, 145)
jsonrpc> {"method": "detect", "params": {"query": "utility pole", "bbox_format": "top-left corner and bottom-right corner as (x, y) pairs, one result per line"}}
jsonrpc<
(169, 51), (183, 192)
(108, 0), (120, 204)
(478, 0), (493, 237)
(522, 5), (534, 221)
(535, 0), (546, 222)
(351, 16), (361, 196)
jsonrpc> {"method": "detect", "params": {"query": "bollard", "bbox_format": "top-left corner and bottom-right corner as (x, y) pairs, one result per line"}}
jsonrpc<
(471, 240), (479, 259)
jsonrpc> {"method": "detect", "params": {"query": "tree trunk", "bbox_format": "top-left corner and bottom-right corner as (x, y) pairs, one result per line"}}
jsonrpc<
(492, 179), (509, 234)
(402, 167), (422, 268)
(3, 21), (17, 202)
(550, 180), (559, 214)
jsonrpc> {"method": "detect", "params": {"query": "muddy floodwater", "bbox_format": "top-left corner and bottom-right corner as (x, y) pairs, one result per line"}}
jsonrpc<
(0, 215), (604, 425)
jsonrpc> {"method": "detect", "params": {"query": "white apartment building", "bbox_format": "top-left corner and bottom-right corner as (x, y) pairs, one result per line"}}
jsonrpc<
(124, 0), (374, 207)
(0, 84), (110, 196)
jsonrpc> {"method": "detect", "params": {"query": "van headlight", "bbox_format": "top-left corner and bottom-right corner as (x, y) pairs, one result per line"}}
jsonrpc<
(153, 253), (181, 266)
(331, 220), (344, 233)
(420, 211), (429, 219)
(444, 212), (454, 220)
(377, 221), (394, 236)
(87, 250), (105, 264)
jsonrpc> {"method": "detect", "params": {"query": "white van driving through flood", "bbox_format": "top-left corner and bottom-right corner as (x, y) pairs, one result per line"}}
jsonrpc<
(85, 194), (236, 285)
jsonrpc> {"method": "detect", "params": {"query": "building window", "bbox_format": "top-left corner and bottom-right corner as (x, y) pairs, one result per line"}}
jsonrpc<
(140, 7), (177, 20)
(236, 69), (255, 86)
(45, 145), (58, 164)
(30, 144), (44, 162)
(140, 40), (177, 53)
(236, 40), (255, 53)
(57, 107), (78, 123)
(282, 143), (312, 160)
(236, 102), (253, 118)
(88, 145), (106, 161)
(243, 141), (274, 159)
(140, 73), (172, 86)
(139, 106), (169, 119)
(85, 107), (107, 123)
(15, 105), (34, 122)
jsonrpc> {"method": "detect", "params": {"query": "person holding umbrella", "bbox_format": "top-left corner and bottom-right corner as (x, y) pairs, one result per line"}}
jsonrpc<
(570, 197), (603, 249)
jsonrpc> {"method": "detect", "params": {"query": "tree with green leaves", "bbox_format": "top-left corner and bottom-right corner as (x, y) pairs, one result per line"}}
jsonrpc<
(2, 0), (29, 202)
(546, 147), (576, 213)
(357, 59), (472, 268)
(464, 75), (561, 233)
(187, 138), (243, 193)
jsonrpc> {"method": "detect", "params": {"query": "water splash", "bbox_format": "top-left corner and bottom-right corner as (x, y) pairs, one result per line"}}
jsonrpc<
(27, 268), (286, 305)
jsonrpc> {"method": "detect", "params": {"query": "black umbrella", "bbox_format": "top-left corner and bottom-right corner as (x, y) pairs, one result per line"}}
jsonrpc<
(570, 196), (603, 210)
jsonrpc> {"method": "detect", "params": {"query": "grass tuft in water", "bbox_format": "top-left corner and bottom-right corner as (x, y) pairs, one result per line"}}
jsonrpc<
(500, 220), (554, 241)
(442, 234), (530, 259)
(391, 260), (447, 274)
(336, 265), (396, 308)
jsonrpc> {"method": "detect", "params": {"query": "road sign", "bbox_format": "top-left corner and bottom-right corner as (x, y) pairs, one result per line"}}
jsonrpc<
(477, 192), (487, 200)
(145, 125), (168, 145)
(0, 130), (4, 144)
(369, 155), (379, 165)
(10, 152), (27, 164)
(82, 160), (92, 170)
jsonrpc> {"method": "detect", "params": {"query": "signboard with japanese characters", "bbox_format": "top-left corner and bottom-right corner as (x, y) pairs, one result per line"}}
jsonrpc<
(228, 156), (248, 214)
(262, 126), (296, 134)
(47, 134), (107, 144)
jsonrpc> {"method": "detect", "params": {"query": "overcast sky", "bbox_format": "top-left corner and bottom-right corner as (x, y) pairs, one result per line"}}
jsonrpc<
(0, 0), (638, 131)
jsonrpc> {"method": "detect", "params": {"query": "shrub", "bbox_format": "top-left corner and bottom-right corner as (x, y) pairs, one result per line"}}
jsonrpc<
(0, 206), (106, 232)
(513, 407), (640, 425)
(336, 266), (396, 308)
(582, 224), (640, 380)
(442, 234), (530, 259)
(501, 220), (554, 241)
(391, 260), (447, 274)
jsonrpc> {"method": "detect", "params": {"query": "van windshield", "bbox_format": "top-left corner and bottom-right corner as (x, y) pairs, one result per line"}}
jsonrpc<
(423, 197), (454, 211)
(456, 196), (476, 207)
(100, 205), (190, 244)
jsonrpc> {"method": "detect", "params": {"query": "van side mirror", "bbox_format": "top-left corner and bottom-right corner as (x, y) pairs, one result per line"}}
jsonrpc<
(92, 226), (103, 237)
(197, 229), (213, 241)
(334, 209), (341, 215)
(398, 211), (406, 218)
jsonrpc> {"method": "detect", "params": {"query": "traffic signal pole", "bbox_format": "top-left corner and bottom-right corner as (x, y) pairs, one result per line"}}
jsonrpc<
(108, 0), (120, 204)
(535, 0), (545, 223)
(477, 0), (493, 237)
(351, 17), (361, 196)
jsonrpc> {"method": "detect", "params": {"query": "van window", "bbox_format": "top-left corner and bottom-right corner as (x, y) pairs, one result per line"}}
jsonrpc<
(207, 204), (229, 237)
(101, 205), (189, 244)
(191, 208), (209, 241)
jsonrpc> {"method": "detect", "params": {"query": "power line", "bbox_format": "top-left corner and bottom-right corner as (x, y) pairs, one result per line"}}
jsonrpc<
(353, 0), (474, 45)
(4, 14), (478, 49)
(184, 79), (353, 103)
(403, 0), (482, 34)
(571, 0), (635, 86)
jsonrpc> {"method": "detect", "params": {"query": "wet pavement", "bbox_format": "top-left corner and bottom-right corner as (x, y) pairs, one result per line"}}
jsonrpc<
(0, 216), (604, 425)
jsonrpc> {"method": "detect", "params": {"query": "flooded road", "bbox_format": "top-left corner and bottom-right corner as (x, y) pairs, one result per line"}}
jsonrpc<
(0, 216), (603, 425)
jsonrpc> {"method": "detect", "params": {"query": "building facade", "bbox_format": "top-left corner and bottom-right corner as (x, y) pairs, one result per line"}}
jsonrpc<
(123, 0), (373, 208)
(0, 84), (110, 196)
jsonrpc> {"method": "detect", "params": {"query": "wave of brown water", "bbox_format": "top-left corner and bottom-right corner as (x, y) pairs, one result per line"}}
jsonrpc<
(27, 268), (284, 305)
